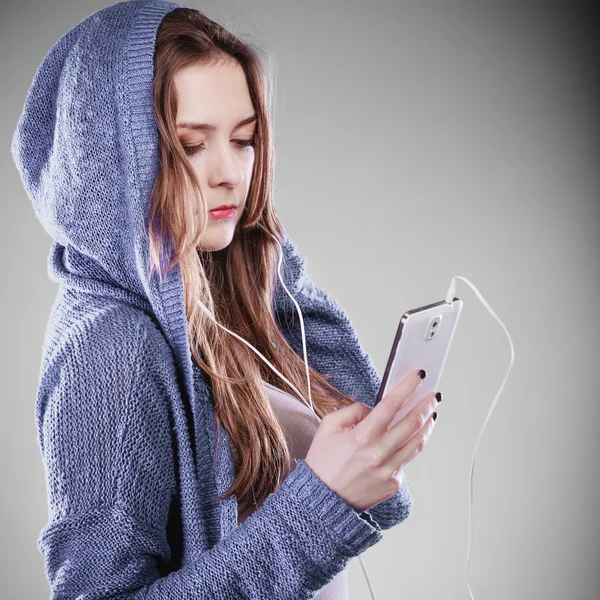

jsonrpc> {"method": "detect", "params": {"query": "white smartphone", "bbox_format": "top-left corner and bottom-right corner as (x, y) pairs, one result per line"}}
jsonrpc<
(374, 296), (463, 430)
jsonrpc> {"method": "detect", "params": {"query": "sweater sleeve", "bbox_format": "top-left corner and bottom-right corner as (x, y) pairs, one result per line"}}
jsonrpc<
(36, 309), (383, 600)
(272, 226), (414, 530)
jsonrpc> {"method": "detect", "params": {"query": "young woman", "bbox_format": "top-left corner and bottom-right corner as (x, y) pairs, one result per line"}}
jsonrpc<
(11, 1), (439, 597)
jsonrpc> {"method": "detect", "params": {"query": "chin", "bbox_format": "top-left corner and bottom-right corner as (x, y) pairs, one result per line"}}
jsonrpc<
(197, 227), (236, 252)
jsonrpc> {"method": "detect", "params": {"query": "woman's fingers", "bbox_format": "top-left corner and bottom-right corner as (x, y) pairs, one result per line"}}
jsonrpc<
(353, 369), (426, 444)
(384, 392), (439, 474)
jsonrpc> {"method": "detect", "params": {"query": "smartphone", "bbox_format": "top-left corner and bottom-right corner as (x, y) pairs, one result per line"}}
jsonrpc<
(375, 296), (463, 430)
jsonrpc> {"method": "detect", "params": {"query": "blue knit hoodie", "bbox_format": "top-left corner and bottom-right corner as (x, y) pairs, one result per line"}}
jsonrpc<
(11, 1), (413, 597)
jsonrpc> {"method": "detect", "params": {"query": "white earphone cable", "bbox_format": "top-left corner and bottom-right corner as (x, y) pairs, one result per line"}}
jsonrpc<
(446, 276), (515, 600)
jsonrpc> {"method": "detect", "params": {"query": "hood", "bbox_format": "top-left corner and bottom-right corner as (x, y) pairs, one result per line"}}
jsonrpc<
(11, 0), (198, 360)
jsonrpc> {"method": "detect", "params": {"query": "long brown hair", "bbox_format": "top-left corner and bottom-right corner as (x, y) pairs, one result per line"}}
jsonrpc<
(148, 7), (357, 516)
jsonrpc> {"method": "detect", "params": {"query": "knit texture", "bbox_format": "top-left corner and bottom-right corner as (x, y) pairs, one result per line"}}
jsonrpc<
(11, 1), (413, 597)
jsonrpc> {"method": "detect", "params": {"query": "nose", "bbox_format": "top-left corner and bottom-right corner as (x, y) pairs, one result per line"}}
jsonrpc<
(206, 142), (245, 188)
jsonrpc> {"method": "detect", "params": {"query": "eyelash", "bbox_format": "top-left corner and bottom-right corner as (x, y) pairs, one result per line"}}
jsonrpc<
(183, 139), (256, 157)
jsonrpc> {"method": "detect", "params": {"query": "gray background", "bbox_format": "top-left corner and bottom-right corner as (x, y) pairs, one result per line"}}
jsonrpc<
(2, 1), (598, 598)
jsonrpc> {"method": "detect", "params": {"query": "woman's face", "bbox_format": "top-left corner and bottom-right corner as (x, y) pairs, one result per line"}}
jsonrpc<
(174, 60), (256, 252)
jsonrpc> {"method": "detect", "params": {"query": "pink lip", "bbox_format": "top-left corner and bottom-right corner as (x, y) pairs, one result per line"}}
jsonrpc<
(209, 206), (237, 219)
(210, 204), (237, 211)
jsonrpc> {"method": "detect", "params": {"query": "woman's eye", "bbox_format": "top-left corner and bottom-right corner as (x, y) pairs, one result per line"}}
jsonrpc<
(234, 139), (256, 151)
(182, 139), (255, 157)
(183, 143), (205, 157)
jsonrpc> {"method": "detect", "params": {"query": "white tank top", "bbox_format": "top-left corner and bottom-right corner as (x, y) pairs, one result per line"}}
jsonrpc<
(231, 379), (350, 599)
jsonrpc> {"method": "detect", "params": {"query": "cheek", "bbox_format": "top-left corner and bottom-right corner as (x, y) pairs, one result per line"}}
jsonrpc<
(243, 156), (255, 187)
(244, 175), (252, 194)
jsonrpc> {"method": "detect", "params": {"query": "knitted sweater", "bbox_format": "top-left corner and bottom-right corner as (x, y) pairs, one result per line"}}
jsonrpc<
(10, 1), (414, 598)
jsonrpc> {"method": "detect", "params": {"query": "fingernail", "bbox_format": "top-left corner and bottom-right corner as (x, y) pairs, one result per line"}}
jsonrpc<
(435, 392), (442, 403)
(433, 412), (438, 421)
(418, 369), (426, 379)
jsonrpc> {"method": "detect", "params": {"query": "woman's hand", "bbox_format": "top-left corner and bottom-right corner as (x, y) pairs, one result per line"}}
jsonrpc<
(305, 369), (439, 512)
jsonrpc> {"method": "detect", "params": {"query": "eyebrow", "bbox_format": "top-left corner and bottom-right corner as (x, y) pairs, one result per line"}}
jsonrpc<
(176, 114), (257, 132)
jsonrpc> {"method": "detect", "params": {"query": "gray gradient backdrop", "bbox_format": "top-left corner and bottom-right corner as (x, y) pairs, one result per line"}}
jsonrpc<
(2, 1), (598, 598)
